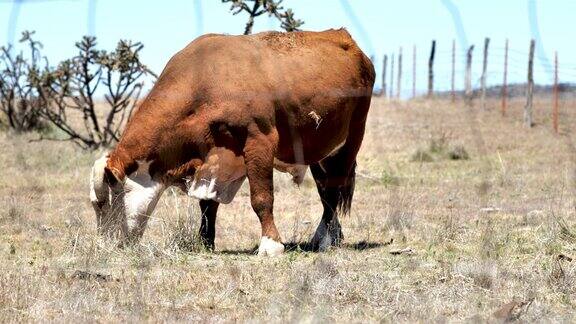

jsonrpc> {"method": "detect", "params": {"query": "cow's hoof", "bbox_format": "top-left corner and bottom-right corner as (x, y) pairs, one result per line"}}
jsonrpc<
(311, 220), (343, 252)
(311, 233), (331, 252)
(257, 236), (285, 257)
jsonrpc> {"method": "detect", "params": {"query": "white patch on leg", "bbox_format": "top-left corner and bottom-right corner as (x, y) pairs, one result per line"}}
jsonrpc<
(257, 236), (285, 257)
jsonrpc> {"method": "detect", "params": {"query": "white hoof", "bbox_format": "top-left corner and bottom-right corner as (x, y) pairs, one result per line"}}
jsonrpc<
(257, 236), (285, 257)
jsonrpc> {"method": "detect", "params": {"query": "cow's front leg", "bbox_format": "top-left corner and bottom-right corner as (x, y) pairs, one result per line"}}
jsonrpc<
(199, 199), (219, 250)
(244, 128), (284, 257)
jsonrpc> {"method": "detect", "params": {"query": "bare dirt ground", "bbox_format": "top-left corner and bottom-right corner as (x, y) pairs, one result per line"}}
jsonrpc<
(0, 97), (575, 322)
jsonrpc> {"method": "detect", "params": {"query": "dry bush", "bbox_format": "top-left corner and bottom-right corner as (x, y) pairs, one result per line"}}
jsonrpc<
(0, 31), (154, 149)
(222, 0), (303, 35)
(0, 31), (46, 132)
(33, 35), (154, 149)
(411, 129), (470, 162)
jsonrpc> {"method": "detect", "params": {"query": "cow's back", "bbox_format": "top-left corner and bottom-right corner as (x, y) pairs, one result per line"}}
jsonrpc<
(172, 29), (375, 97)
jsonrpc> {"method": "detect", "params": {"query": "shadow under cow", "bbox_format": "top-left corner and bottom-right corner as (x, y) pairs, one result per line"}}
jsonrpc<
(218, 239), (392, 255)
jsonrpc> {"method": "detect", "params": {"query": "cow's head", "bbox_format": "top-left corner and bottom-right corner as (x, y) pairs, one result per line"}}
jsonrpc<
(89, 147), (246, 242)
(89, 154), (165, 242)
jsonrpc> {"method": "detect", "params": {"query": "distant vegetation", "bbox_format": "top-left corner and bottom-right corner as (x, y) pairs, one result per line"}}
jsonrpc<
(0, 31), (154, 149)
(221, 0), (304, 35)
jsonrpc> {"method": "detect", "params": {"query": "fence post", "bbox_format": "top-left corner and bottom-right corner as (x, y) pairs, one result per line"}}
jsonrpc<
(502, 39), (509, 116)
(382, 55), (388, 98)
(525, 39), (535, 127)
(428, 40), (436, 98)
(465, 45), (474, 100)
(553, 51), (559, 133)
(481, 38), (490, 109)
(397, 47), (403, 100)
(389, 54), (395, 99)
(412, 45), (417, 99)
(451, 39), (456, 103)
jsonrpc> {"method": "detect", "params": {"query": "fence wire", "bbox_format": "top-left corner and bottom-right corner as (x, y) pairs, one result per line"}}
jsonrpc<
(2, 0), (575, 101)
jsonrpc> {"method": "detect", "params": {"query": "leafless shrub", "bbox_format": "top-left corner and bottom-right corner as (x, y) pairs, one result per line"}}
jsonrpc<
(1, 31), (155, 149)
(222, 0), (304, 35)
(0, 31), (46, 132)
(32, 36), (155, 149)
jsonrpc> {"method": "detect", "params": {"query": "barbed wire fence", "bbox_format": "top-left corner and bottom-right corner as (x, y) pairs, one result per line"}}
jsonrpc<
(2, 0), (575, 135)
(376, 38), (576, 131)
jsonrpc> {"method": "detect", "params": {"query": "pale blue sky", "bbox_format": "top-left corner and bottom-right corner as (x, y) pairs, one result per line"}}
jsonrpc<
(1, 0), (575, 96)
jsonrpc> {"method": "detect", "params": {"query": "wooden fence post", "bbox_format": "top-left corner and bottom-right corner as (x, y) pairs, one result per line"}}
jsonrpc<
(553, 51), (559, 133)
(465, 45), (474, 100)
(451, 39), (456, 103)
(525, 39), (535, 127)
(502, 39), (509, 116)
(428, 40), (436, 98)
(397, 47), (403, 100)
(389, 54), (395, 99)
(481, 38), (490, 109)
(412, 45), (417, 99)
(382, 55), (388, 98)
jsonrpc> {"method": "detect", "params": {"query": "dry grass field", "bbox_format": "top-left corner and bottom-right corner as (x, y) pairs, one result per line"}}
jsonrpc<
(1, 96), (576, 322)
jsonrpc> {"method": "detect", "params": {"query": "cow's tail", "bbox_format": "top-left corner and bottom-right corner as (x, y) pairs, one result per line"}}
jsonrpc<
(337, 160), (356, 216)
(313, 149), (358, 217)
(335, 94), (371, 217)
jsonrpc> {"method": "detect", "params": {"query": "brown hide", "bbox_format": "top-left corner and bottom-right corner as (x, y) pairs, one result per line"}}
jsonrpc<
(106, 28), (375, 185)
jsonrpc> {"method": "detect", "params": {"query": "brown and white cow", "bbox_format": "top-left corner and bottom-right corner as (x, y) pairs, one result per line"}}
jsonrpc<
(89, 29), (375, 256)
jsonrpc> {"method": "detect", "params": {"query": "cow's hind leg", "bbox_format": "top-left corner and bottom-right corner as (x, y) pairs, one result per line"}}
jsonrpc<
(310, 97), (370, 251)
(199, 199), (219, 250)
(310, 155), (355, 251)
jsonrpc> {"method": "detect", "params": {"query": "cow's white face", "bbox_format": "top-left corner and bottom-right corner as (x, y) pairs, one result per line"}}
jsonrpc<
(90, 155), (165, 241)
